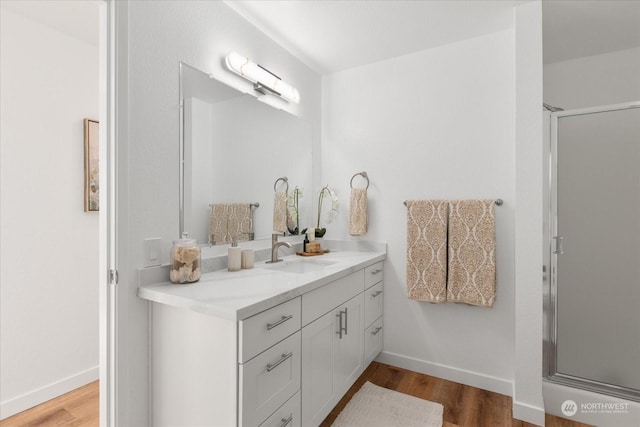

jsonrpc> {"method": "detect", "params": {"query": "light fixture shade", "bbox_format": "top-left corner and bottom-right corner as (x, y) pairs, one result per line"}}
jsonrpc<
(225, 51), (300, 104)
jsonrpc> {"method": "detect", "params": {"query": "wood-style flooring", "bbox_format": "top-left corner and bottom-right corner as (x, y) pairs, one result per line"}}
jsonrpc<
(1, 364), (591, 426)
(0, 381), (98, 427)
(321, 362), (591, 427)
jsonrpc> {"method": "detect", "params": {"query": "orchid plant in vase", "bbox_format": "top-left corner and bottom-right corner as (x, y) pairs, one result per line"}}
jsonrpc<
(287, 186), (302, 235)
(314, 185), (338, 238)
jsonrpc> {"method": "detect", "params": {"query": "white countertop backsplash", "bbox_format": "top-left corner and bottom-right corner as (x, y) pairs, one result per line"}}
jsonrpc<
(137, 239), (386, 320)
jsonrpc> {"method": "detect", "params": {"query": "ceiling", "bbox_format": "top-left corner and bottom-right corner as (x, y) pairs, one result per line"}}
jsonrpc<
(3, 1), (638, 72)
(224, 0), (520, 74)
(542, 0), (640, 64)
(226, 0), (640, 74)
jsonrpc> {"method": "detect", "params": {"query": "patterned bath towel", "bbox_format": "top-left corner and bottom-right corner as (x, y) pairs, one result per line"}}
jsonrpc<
(228, 203), (253, 242)
(447, 200), (496, 307)
(405, 200), (448, 303)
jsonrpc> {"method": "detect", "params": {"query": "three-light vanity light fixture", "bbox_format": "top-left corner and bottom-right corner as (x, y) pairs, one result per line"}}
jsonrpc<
(225, 51), (300, 104)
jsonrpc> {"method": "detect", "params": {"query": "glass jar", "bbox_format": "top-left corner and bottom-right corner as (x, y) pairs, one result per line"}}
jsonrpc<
(170, 233), (201, 284)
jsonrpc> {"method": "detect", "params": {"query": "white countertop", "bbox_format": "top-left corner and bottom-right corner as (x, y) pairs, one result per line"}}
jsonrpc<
(138, 241), (386, 321)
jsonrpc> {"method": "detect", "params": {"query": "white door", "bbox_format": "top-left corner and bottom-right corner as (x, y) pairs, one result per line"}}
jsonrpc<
(301, 309), (337, 426)
(334, 294), (364, 398)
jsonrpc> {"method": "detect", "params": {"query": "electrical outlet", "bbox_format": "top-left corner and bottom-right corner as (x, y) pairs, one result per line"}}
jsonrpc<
(143, 238), (162, 268)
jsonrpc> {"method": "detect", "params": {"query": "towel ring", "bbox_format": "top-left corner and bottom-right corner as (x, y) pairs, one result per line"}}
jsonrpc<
(273, 176), (289, 193)
(350, 171), (369, 190)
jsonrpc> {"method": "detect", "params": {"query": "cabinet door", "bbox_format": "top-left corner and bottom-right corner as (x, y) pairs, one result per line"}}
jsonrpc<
(334, 293), (364, 397)
(301, 309), (337, 427)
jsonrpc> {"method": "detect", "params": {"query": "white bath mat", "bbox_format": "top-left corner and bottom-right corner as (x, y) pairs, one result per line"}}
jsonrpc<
(332, 381), (444, 427)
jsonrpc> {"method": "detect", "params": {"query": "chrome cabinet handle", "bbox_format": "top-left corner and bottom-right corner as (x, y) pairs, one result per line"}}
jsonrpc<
(344, 307), (348, 335)
(336, 307), (348, 339)
(371, 290), (383, 298)
(553, 236), (564, 255)
(266, 352), (293, 372)
(280, 415), (293, 427)
(371, 326), (382, 336)
(371, 269), (382, 275)
(266, 314), (293, 330)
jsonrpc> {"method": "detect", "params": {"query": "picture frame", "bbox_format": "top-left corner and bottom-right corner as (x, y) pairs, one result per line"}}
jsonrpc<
(84, 118), (99, 212)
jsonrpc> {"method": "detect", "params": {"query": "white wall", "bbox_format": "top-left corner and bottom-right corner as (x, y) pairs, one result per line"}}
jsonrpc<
(0, 7), (99, 419)
(117, 1), (321, 424)
(322, 28), (516, 393)
(514, 2), (544, 425)
(544, 46), (640, 110)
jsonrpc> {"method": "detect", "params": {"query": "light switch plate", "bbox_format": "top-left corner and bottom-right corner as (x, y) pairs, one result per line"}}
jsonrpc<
(143, 238), (162, 268)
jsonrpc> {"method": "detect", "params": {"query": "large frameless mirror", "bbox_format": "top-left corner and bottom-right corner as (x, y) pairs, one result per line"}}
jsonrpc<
(179, 62), (312, 246)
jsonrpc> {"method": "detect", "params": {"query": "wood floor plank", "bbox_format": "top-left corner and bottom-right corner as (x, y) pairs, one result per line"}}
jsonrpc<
(321, 362), (591, 427)
(0, 381), (98, 427)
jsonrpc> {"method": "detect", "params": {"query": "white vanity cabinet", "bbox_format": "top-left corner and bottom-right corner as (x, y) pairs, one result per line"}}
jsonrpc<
(363, 262), (384, 366)
(147, 255), (384, 427)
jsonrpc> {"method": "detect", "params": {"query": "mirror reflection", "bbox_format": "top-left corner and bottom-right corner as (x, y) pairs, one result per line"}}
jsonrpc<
(180, 63), (312, 245)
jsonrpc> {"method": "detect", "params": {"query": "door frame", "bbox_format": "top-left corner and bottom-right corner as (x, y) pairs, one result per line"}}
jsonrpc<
(546, 101), (640, 402)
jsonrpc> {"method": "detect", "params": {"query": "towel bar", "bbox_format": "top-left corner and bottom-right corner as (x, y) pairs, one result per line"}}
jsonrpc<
(403, 199), (503, 206)
(250, 202), (260, 208)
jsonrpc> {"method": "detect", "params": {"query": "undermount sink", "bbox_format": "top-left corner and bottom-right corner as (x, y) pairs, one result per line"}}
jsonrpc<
(265, 258), (337, 274)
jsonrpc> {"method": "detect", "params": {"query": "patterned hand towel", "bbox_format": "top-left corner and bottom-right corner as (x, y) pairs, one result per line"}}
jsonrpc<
(447, 200), (496, 307)
(273, 191), (288, 232)
(406, 200), (448, 303)
(209, 204), (229, 245)
(349, 188), (368, 236)
(228, 203), (253, 242)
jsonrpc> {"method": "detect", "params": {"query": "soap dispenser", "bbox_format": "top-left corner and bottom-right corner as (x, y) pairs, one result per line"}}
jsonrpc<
(303, 233), (309, 253)
(228, 237), (242, 272)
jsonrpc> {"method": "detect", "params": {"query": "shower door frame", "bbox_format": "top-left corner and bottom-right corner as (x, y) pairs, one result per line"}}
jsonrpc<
(546, 101), (640, 403)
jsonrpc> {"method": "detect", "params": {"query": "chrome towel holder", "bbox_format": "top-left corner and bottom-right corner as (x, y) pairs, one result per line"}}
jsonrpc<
(350, 171), (369, 190)
(273, 176), (289, 192)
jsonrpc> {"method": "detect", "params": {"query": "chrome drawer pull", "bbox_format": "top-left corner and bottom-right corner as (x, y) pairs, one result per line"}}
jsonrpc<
(266, 352), (293, 372)
(371, 269), (382, 275)
(280, 414), (293, 427)
(371, 326), (383, 336)
(371, 290), (383, 298)
(344, 307), (348, 335)
(266, 314), (293, 330)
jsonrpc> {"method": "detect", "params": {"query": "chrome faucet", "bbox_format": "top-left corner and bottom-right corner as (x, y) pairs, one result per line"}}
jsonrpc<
(267, 233), (293, 263)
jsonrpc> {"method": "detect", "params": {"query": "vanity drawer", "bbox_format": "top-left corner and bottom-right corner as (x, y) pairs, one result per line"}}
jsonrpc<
(364, 281), (384, 328)
(259, 390), (301, 427)
(364, 317), (383, 366)
(240, 297), (301, 363)
(364, 261), (384, 289)
(240, 331), (301, 427)
(302, 269), (364, 326)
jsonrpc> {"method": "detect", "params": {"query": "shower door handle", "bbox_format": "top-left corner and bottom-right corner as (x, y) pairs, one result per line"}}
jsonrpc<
(553, 236), (564, 255)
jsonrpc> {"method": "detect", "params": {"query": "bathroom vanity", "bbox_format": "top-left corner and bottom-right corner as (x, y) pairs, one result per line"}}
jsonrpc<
(138, 241), (385, 426)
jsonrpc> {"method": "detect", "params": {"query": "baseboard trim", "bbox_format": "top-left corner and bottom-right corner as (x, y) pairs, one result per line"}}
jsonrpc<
(513, 400), (545, 426)
(0, 366), (99, 420)
(375, 351), (513, 396)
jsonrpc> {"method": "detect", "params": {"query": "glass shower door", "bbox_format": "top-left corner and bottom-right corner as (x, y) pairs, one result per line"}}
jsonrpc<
(550, 103), (640, 401)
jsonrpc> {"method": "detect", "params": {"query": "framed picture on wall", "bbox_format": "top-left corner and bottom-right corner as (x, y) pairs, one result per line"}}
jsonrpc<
(84, 118), (99, 212)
